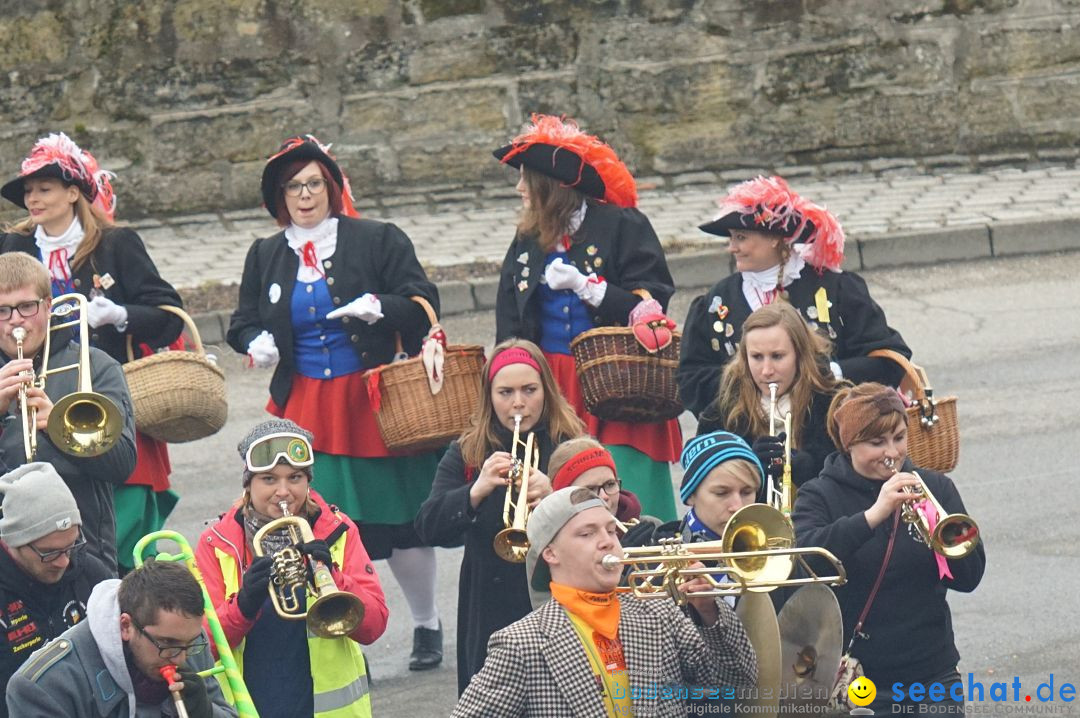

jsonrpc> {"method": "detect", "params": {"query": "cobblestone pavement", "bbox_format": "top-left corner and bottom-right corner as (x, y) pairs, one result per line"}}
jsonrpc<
(135, 163), (1080, 290)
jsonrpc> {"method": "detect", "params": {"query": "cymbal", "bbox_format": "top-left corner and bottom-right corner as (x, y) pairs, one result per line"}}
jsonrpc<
(736, 592), (781, 718)
(777, 584), (844, 704)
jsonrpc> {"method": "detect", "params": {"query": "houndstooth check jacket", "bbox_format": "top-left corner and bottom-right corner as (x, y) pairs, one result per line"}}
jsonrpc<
(452, 594), (758, 717)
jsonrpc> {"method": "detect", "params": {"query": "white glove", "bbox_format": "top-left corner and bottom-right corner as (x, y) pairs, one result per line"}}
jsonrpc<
(544, 258), (607, 306)
(247, 330), (279, 369)
(326, 293), (383, 325)
(544, 258), (588, 293)
(86, 295), (128, 330)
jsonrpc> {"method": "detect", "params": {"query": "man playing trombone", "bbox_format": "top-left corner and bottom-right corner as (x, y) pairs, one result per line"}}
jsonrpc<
(0, 253), (135, 574)
(453, 486), (757, 717)
(6, 559), (235, 717)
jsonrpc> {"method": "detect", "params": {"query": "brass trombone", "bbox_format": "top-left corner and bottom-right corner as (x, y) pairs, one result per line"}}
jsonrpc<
(494, 414), (539, 563)
(885, 459), (980, 558)
(12, 293), (123, 461)
(253, 501), (365, 638)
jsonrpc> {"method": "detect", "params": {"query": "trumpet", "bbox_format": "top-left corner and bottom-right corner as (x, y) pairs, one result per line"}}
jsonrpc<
(253, 501), (365, 638)
(12, 293), (123, 461)
(885, 459), (980, 558)
(494, 414), (540, 562)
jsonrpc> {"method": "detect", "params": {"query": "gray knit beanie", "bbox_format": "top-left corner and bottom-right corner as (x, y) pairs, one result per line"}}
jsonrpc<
(0, 462), (81, 547)
(237, 419), (315, 486)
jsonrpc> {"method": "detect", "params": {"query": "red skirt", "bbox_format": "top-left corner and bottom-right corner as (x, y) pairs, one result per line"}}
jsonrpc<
(268, 371), (396, 458)
(125, 431), (171, 491)
(544, 351), (681, 463)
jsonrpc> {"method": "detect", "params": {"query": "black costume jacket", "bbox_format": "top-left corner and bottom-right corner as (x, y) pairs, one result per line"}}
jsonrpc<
(495, 202), (674, 342)
(0, 228), (184, 364)
(414, 428), (556, 696)
(227, 216), (439, 408)
(679, 270), (910, 417)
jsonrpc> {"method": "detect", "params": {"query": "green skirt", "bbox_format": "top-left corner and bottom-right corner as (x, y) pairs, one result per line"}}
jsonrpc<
(606, 444), (678, 522)
(311, 451), (441, 526)
(115, 484), (180, 573)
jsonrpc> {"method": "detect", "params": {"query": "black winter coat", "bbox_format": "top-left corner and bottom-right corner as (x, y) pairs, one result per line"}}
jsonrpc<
(0, 546), (111, 717)
(495, 202), (673, 343)
(792, 453), (985, 685)
(697, 388), (837, 491)
(414, 428), (556, 696)
(0, 229), (184, 365)
(679, 270), (910, 417)
(227, 216), (438, 409)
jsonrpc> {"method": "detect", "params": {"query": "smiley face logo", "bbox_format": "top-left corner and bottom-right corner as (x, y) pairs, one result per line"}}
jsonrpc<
(848, 676), (876, 707)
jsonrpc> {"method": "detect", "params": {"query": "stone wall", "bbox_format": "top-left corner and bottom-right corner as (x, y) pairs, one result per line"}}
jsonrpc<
(3, 0), (1080, 218)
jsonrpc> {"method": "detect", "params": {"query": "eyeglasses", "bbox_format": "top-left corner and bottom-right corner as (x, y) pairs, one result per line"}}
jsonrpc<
(0, 299), (44, 321)
(245, 432), (314, 472)
(283, 178), (327, 197)
(131, 618), (208, 660)
(24, 531), (86, 563)
(583, 479), (621, 498)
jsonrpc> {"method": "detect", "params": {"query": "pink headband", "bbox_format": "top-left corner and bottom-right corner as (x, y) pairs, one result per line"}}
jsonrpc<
(552, 447), (617, 491)
(488, 347), (542, 381)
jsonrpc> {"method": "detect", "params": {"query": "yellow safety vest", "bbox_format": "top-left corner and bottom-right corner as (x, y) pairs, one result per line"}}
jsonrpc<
(217, 532), (372, 717)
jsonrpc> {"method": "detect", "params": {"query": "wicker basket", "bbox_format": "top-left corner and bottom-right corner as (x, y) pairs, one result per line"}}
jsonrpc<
(123, 305), (227, 443)
(371, 298), (485, 453)
(868, 349), (959, 473)
(570, 326), (683, 423)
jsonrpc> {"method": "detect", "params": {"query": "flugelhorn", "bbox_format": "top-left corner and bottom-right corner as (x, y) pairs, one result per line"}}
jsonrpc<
(253, 501), (365, 638)
(12, 293), (123, 461)
(494, 414), (539, 562)
(885, 459), (980, 558)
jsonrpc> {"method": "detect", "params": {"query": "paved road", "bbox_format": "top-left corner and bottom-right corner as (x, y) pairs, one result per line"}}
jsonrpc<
(131, 164), (1080, 288)
(161, 250), (1080, 714)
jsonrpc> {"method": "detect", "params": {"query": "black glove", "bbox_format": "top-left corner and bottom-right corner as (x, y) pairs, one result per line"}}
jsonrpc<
(176, 666), (213, 718)
(752, 434), (785, 479)
(301, 539), (332, 567)
(236, 555), (273, 619)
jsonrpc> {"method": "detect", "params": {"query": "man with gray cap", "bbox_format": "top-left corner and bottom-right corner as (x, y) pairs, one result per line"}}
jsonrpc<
(0, 462), (109, 713)
(453, 486), (758, 717)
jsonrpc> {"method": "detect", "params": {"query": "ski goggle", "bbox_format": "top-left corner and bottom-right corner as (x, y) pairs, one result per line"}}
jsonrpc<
(244, 432), (314, 472)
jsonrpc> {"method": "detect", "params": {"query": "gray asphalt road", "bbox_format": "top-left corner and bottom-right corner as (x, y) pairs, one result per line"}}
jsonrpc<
(161, 250), (1080, 714)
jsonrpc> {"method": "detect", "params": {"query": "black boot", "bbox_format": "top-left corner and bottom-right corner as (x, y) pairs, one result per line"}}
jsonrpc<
(408, 621), (443, 671)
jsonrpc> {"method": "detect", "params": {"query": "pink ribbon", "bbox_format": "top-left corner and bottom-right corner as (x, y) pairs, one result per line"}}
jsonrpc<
(300, 242), (325, 277)
(914, 499), (953, 580)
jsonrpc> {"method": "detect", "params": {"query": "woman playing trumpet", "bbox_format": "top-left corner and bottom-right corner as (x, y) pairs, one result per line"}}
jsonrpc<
(698, 302), (843, 494)
(415, 339), (584, 694)
(792, 383), (985, 715)
(194, 419), (388, 718)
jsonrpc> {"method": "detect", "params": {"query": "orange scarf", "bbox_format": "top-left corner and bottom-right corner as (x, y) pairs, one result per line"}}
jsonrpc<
(550, 582), (621, 640)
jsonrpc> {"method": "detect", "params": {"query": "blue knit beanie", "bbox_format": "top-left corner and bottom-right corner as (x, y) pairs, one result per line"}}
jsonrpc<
(679, 431), (765, 504)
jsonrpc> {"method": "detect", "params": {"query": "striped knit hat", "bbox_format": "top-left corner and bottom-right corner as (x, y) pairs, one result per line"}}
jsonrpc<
(679, 431), (765, 504)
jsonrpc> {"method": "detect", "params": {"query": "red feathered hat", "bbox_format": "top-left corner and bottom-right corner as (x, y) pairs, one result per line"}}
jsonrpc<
(493, 114), (637, 208)
(261, 135), (359, 219)
(1, 133), (117, 221)
(699, 176), (845, 271)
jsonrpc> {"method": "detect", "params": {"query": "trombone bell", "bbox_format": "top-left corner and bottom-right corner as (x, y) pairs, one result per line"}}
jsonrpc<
(47, 391), (123, 457)
(722, 504), (796, 590)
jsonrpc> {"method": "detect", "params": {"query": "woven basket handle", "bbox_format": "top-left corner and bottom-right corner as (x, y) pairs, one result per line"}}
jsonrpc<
(867, 349), (932, 401)
(125, 305), (206, 362)
(392, 296), (440, 356)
